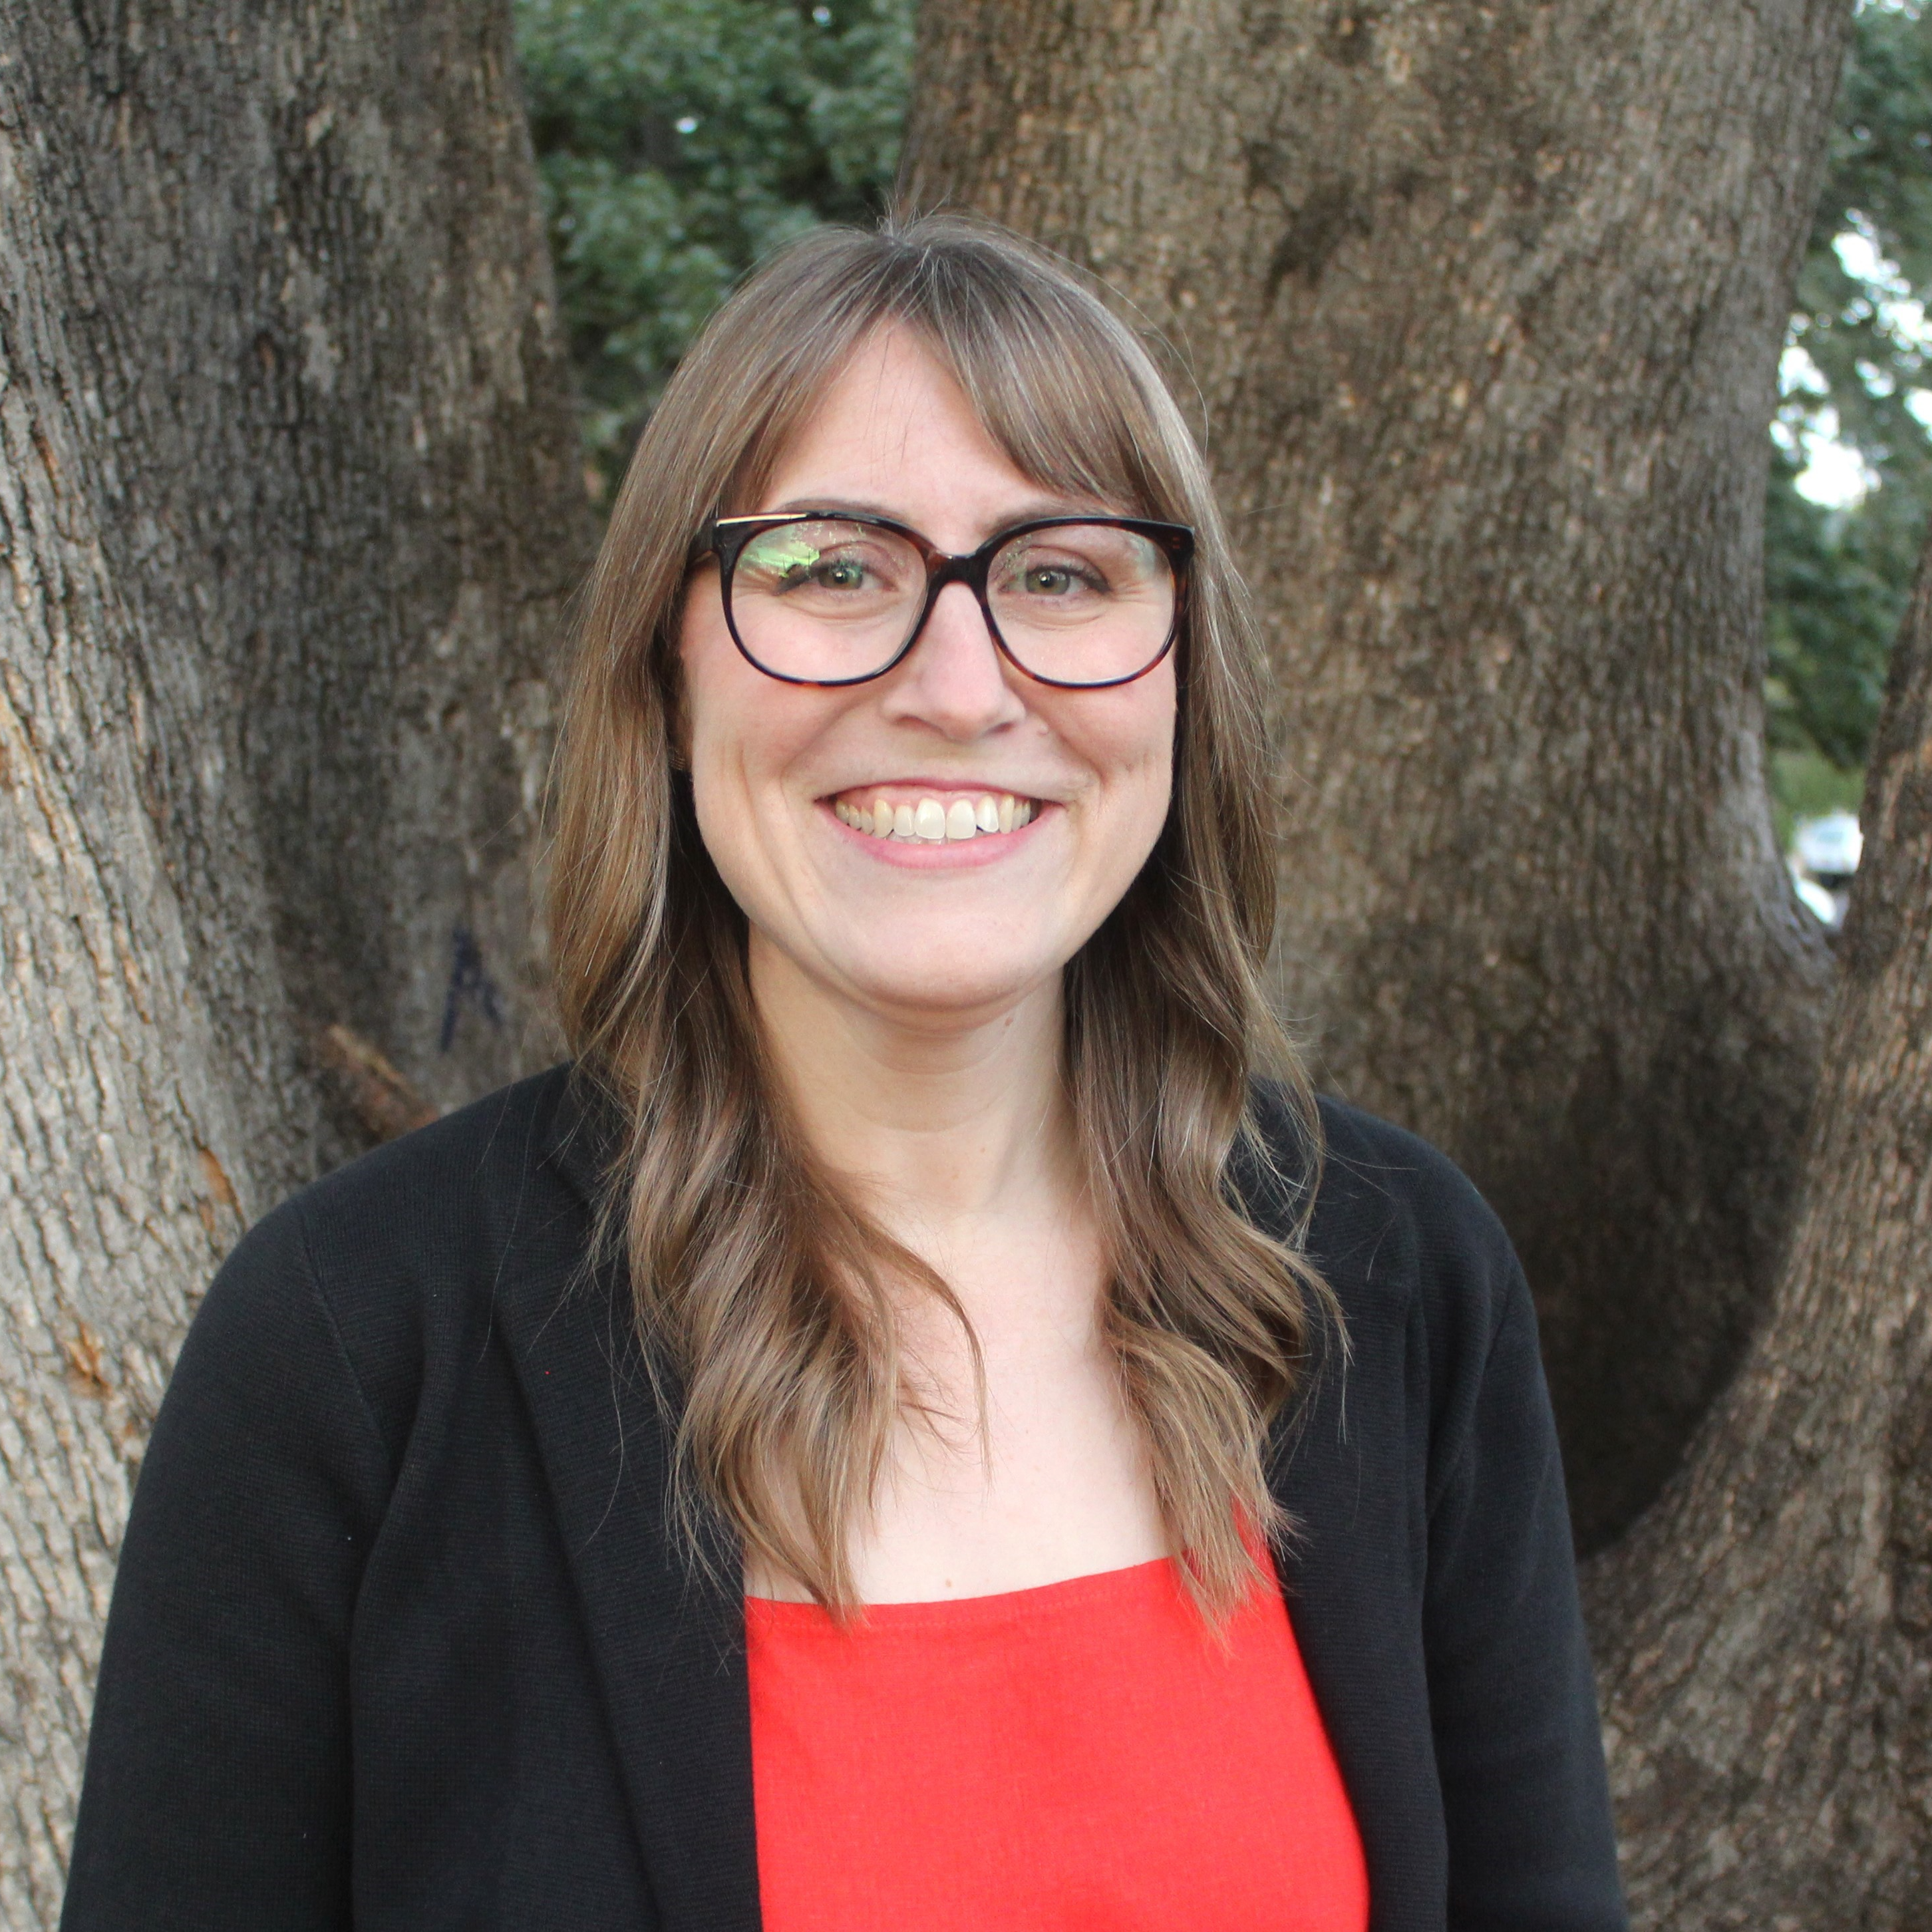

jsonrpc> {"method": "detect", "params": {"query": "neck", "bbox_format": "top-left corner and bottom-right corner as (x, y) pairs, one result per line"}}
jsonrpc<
(748, 929), (1079, 1233)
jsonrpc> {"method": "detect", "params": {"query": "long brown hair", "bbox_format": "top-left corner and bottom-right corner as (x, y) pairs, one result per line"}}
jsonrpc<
(548, 212), (1334, 1619)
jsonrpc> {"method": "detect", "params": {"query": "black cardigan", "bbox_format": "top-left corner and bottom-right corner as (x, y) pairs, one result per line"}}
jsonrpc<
(61, 1065), (1625, 1931)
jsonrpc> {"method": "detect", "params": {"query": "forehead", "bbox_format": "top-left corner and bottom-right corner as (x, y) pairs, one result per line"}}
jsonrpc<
(748, 324), (1117, 535)
(761, 327), (1006, 481)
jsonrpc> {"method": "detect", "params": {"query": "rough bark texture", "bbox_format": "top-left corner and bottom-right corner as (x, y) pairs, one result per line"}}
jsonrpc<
(0, 181), (254, 1926)
(1584, 532), (1932, 1928)
(903, 0), (1846, 1550)
(0, 3), (587, 1919)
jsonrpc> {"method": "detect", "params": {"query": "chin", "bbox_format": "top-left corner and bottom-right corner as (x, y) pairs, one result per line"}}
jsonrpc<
(826, 946), (1062, 1025)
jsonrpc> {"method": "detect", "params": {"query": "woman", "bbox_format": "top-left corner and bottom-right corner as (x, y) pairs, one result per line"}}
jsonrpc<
(63, 216), (1624, 1930)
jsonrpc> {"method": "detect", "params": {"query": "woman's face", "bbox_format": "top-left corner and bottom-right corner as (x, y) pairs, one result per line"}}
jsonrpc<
(677, 325), (1178, 1031)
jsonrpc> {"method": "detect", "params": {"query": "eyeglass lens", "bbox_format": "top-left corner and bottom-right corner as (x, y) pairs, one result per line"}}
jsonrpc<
(726, 518), (1176, 685)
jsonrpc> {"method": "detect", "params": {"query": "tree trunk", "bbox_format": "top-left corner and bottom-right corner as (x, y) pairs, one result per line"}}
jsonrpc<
(1583, 526), (1932, 1927)
(902, 0), (1848, 1551)
(0, 3), (587, 1919)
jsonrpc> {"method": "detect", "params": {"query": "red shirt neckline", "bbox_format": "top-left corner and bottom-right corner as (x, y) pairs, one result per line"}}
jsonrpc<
(744, 1553), (1178, 1632)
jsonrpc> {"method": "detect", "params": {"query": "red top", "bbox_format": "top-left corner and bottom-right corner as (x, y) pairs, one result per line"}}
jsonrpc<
(744, 1551), (1368, 1931)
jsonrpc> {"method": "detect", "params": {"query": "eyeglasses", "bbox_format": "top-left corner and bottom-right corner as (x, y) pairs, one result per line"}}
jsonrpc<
(698, 511), (1194, 689)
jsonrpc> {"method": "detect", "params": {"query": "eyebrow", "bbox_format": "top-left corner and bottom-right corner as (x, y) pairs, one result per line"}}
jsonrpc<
(758, 494), (1112, 536)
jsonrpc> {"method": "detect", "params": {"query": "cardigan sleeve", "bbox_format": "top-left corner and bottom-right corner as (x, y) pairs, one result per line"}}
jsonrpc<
(1423, 1245), (1626, 1931)
(60, 1200), (392, 1932)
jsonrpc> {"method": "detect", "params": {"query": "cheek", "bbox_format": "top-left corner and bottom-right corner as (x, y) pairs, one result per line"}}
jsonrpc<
(1075, 673), (1179, 839)
(1118, 744), (1178, 875)
(679, 595), (792, 795)
(677, 596), (849, 911)
(677, 590), (745, 762)
(677, 599), (775, 901)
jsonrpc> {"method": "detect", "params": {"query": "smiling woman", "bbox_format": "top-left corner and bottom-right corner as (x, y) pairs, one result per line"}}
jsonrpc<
(544, 222), (1321, 1624)
(61, 217), (1625, 1932)
(551, 225), (1319, 1627)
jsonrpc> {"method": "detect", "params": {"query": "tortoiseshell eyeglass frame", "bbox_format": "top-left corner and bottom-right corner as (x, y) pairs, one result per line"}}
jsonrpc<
(694, 510), (1196, 690)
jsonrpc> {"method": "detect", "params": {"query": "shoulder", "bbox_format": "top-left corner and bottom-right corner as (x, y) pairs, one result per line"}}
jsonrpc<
(186, 1062), (599, 1467)
(1308, 1094), (1517, 1289)
(1247, 1079), (1531, 1409)
(252, 1059), (593, 1302)
(289, 1058), (583, 1221)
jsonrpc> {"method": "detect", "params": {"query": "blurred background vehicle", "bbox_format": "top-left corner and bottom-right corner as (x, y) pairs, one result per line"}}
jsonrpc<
(1789, 808), (1865, 929)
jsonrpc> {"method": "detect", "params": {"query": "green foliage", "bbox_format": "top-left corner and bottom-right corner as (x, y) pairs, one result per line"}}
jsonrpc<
(1764, 439), (1919, 770)
(514, 0), (914, 502)
(1771, 0), (1932, 812)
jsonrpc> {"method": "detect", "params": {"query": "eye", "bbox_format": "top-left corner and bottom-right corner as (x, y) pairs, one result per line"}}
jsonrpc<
(746, 537), (879, 592)
(1005, 550), (1108, 599)
(731, 518), (920, 612)
(812, 556), (868, 590)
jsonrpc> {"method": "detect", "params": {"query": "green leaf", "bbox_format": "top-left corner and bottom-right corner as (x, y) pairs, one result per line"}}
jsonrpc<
(514, 0), (915, 506)
(1769, 0), (1932, 804)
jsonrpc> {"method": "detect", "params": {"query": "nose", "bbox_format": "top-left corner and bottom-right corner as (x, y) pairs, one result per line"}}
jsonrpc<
(876, 581), (1027, 739)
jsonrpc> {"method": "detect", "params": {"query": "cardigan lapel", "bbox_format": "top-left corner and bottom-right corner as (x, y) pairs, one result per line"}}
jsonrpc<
(1248, 1091), (1442, 1932)
(1270, 1372), (1439, 1932)
(498, 1076), (762, 1932)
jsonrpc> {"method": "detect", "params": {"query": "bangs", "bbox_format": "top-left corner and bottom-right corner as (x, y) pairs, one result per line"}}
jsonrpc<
(705, 223), (1192, 534)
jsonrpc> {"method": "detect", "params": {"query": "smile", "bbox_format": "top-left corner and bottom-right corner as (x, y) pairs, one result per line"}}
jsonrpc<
(828, 788), (1041, 843)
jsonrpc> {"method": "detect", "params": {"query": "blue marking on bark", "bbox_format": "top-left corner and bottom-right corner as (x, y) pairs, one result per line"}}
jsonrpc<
(440, 924), (502, 1050)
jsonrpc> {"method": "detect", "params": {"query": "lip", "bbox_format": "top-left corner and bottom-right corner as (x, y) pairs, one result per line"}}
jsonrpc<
(820, 796), (1053, 868)
(816, 778), (1047, 805)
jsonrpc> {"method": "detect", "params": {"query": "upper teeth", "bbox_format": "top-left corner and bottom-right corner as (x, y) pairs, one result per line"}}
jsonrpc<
(832, 793), (1036, 841)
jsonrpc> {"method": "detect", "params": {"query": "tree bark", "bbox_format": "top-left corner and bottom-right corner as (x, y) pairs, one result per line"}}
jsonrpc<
(0, 190), (255, 1926)
(0, 3), (587, 1919)
(1583, 526), (1932, 1928)
(903, 0), (1848, 1550)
